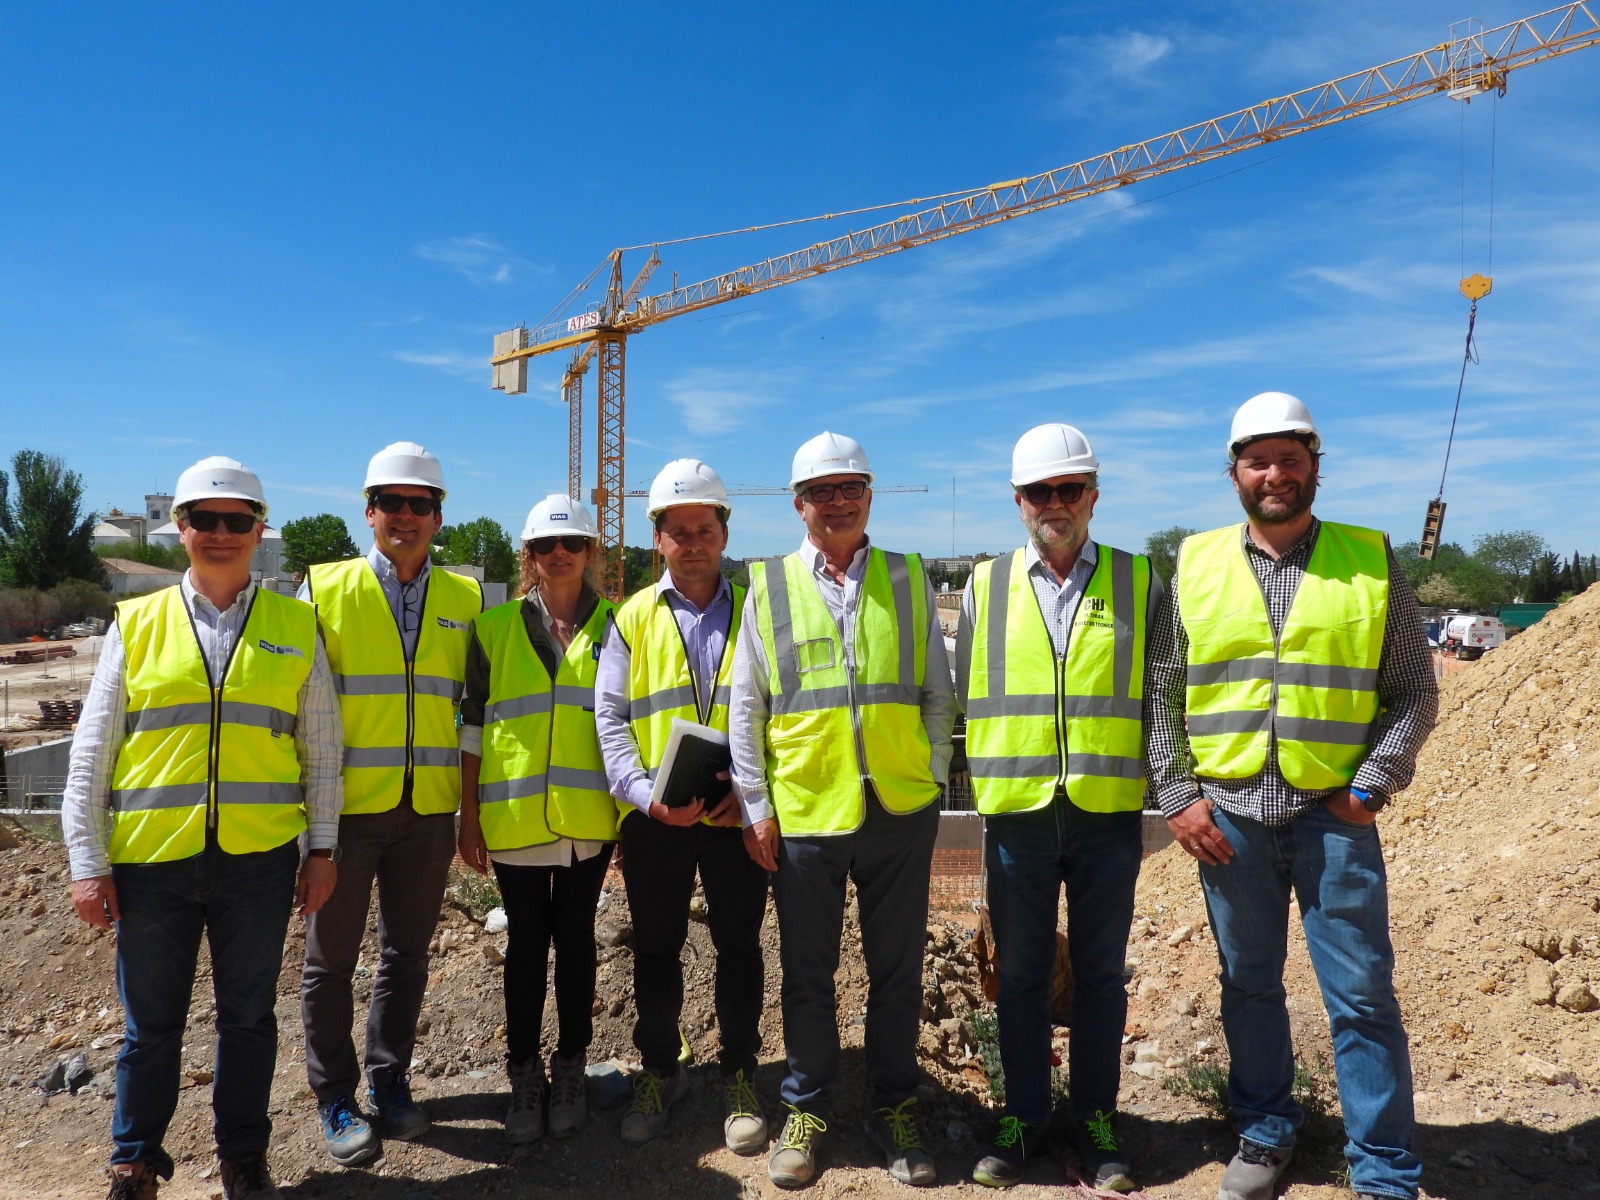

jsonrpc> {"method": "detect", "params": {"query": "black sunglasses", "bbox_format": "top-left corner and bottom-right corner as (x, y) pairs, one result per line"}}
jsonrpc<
(802, 480), (868, 503)
(1019, 481), (1091, 506)
(186, 510), (258, 534)
(529, 534), (592, 554)
(371, 493), (438, 516)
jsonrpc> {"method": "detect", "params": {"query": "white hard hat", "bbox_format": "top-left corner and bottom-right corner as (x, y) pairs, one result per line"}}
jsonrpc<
(1228, 392), (1321, 462)
(520, 494), (600, 543)
(1010, 423), (1099, 488)
(790, 431), (875, 491)
(646, 458), (731, 521)
(364, 441), (447, 499)
(174, 456), (267, 518)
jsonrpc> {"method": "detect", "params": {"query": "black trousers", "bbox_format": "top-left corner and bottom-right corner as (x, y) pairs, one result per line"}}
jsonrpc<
(492, 847), (614, 1066)
(620, 814), (769, 1077)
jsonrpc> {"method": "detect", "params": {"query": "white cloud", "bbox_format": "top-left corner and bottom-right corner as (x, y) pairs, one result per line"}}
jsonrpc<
(661, 368), (787, 437)
(414, 236), (544, 286)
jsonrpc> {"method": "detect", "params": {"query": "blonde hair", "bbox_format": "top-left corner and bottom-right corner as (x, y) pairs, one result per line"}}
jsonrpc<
(516, 541), (601, 598)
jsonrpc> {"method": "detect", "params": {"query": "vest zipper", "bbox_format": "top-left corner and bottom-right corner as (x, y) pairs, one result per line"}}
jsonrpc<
(183, 588), (257, 834)
(1242, 539), (1298, 746)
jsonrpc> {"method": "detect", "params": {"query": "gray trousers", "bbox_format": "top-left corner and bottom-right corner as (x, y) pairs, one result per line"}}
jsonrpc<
(772, 792), (939, 1113)
(300, 800), (456, 1102)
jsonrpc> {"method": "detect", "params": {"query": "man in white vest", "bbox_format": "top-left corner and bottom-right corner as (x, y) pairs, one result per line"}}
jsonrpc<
(956, 424), (1159, 1192)
(1146, 394), (1437, 1200)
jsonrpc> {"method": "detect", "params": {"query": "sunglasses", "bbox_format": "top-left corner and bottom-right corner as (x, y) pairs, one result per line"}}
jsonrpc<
(1019, 481), (1091, 506)
(529, 534), (593, 555)
(802, 480), (868, 503)
(371, 493), (438, 516)
(186, 510), (259, 534)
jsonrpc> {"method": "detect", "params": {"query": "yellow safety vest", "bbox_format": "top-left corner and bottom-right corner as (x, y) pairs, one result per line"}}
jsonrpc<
(965, 546), (1149, 815)
(1179, 522), (1389, 790)
(308, 558), (482, 815)
(474, 595), (618, 850)
(109, 585), (315, 863)
(610, 580), (745, 825)
(748, 548), (936, 836)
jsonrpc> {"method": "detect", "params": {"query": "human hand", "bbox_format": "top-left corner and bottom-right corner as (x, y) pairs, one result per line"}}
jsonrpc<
(649, 798), (705, 826)
(742, 818), (779, 871)
(1323, 788), (1379, 827)
(1167, 797), (1234, 866)
(457, 813), (490, 875)
(705, 774), (740, 826)
(71, 876), (119, 930)
(296, 855), (338, 914)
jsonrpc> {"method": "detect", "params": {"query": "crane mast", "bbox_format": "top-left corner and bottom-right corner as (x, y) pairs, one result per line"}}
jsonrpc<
(493, 4), (1600, 599)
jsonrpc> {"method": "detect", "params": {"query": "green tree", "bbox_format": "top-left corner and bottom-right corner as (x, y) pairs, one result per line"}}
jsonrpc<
(0, 450), (106, 590)
(1144, 526), (1199, 585)
(280, 513), (359, 575)
(1414, 574), (1471, 610)
(1472, 530), (1549, 600)
(435, 517), (517, 586)
(95, 540), (185, 569)
(50, 578), (114, 623)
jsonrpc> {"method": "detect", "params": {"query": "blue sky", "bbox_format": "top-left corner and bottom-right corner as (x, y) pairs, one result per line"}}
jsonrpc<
(3, 2), (1596, 565)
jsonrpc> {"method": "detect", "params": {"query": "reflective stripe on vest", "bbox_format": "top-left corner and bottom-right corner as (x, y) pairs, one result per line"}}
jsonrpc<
(965, 546), (1149, 815)
(1179, 522), (1389, 790)
(109, 585), (315, 863)
(749, 549), (935, 836)
(610, 582), (745, 825)
(308, 558), (481, 815)
(473, 596), (618, 850)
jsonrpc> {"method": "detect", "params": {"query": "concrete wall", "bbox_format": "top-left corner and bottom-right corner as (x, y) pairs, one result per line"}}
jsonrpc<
(0, 737), (72, 808)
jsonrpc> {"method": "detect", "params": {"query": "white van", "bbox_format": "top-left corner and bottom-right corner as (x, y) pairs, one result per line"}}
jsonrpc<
(1441, 613), (1505, 660)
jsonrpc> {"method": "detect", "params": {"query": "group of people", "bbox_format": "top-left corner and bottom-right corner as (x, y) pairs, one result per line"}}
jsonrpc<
(61, 390), (1437, 1200)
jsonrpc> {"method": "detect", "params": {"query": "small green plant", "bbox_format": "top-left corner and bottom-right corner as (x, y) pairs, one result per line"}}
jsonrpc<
(1162, 1061), (1229, 1115)
(964, 1007), (1005, 1105)
(446, 867), (502, 922)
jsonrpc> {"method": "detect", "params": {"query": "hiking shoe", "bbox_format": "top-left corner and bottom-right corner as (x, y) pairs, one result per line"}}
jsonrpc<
(768, 1107), (827, 1189)
(548, 1051), (588, 1138)
(105, 1162), (159, 1200)
(1068, 1109), (1135, 1192)
(219, 1153), (282, 1200)
(505, 1056), (547, 1144)
(722, 1068), (768, 1155)
(972, 1115), (1047, 1187)
(318, 1095), (378, 1167)
(1217, 1137), (1293, 1200)
(865, 1096), (936, 1186)
(368, 1074), (430, 1142)
(620, 1067), (689, 1144)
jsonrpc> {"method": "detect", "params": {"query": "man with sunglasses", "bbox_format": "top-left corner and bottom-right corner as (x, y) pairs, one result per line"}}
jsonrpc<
(297, 441), (483, 1167)
(730, 431), (956, 1190)
(62, 457), (343, 1200)
(1146, 394), (1435, 1200)
(955, 424), (1159, 1192)
(595, 459), (769, 1153)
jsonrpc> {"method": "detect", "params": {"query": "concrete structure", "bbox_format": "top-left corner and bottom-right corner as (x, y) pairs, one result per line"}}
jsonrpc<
(100, 558), (184, 597)
(91, 521), (133, 548)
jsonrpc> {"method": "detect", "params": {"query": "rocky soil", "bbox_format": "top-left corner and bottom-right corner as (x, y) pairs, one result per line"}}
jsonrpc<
(2, 588), (1598, 1199)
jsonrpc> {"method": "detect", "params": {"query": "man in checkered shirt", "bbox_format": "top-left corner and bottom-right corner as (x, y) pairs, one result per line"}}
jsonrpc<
(1144, 393), (1437, 1200)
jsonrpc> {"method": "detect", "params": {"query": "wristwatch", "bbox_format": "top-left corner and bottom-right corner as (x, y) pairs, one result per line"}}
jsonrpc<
(307, 845), (343, 864)
(1349, 786), (1387, 814)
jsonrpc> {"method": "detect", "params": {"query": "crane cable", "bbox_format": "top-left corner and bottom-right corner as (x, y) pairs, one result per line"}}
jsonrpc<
(1437, 95), (1498, 501)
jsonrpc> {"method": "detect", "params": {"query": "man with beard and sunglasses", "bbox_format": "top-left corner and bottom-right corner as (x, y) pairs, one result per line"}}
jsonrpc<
(955, 424), (1160, 1193)
(63, 457), (343, 1200)
(1146, 393), (1437, 1200)
(297, 442), (483, 1167)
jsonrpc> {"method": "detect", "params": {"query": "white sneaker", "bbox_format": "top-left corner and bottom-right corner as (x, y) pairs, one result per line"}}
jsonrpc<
(722, 1068), (768, 1155)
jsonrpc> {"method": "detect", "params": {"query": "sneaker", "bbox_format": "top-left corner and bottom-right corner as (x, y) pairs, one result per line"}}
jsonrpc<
(768, 1107), (828, 1189)
(971, 1115), (1046, 1187)
(548, 1051), (588, 1138)
(368, 1074), (430, 1142)
(620, 1067), (689, 1144)
(219, 1153), (282, 1200)
(318, 1095), (379, 1167)
(722, 1068), (768, 1155)
(505, 1056), (547, 1144)
(105, 1162), (159, 1200)
(1068, 1109), (1135, 1193)
(1217, 1137), (1293, 1200)
(865, 1096), (936, 1186)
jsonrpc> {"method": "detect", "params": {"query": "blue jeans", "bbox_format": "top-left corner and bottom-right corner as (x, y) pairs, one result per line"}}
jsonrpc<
(1199, 804), (1420, 1200)
(110, 840), (298, 1178)
(985, 796), (1141, 1127)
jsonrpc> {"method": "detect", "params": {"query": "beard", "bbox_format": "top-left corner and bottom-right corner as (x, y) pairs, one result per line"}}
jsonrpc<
(1022, 507), (1088, 554)
(1239, 472), (1318, 525)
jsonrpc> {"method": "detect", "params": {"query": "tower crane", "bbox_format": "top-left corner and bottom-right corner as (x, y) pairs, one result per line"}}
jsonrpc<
(492, 5), (1600, 599)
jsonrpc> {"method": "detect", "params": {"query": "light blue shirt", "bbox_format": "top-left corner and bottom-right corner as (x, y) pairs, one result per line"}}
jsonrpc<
(296, 547), (431, 661)
(595, 573), (735, 816)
